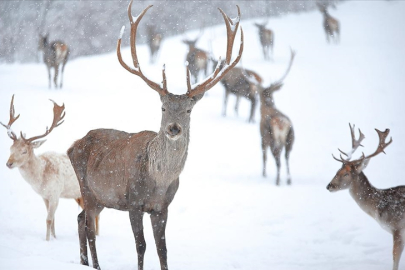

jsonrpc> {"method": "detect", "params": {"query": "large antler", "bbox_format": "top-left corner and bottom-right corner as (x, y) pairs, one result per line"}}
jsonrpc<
(333, 124), (392, 164)
(21, 100), (65, 143)
(117, 1), (168, 96)
(0, 94), (20, 141)
(186, 5), (244, 98)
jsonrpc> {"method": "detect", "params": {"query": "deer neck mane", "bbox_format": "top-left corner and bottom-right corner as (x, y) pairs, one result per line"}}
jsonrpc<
(349, 172), (379, 217)
(147, 128), (190, 188)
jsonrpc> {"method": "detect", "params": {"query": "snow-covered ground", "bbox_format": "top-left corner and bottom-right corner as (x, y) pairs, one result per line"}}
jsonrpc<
(1, 1), (405, 269)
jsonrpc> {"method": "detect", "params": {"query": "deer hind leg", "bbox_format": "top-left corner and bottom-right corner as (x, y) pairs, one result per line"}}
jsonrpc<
(78, 210), (89, 266)
(151, 209), (169, 270)
(285, 128), (294, 185)
(60, 61), (67, 88)
(271, 147), (282, 185)
(129, 209), (146, 270)
(45, 198), (59, 241)
(393, 230), (405, 270)
(86, 206), (103, 269)
(47, 66), (52, 89)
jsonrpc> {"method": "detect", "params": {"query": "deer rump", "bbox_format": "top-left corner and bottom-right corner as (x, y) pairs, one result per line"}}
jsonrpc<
(68, 129), (170, 212)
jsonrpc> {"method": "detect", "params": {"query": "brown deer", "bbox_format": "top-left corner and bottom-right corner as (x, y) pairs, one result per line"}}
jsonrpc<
(212, 59), (262, 123)
(67, 2), (243, 269)
(146, 25), (163, 63)
(254, 22), (274, 60)
(327, 124), (405, 270)
(260, 50), (295, 185)
(317, 3), (340, 44)
(1, 95), (99, 241)
(182, 31), (210, 84)
(38, 34), (69, 89)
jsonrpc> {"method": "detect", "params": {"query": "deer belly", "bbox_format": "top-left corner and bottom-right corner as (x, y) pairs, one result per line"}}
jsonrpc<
(270, 117), (290, 145)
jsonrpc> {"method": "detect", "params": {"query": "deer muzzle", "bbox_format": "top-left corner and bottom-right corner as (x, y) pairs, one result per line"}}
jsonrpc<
(6, 159), (14, 169)
(166, 123), (182, 140)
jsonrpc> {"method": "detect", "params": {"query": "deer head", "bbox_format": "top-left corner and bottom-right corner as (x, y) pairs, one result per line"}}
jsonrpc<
(327, 123), (393, 192)
(260, 49), (295, 107)
(117, 1), (243, 141)
(1, 95), (66, 169)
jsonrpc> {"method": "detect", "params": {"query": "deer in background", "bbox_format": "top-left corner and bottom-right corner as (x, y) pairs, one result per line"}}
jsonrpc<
(67, 2), (243, 269)
(1, 95), (99, 241)
(146, 25), (163, 63)
(182, 31), (210, 83)
(260, 50), (295, 185)
(317, 3), (340, 44)
(327, 124), (404, 270)
(38, 34), (69, 89)
(254, 22), (274, 60)
(212, 58), (262, 123)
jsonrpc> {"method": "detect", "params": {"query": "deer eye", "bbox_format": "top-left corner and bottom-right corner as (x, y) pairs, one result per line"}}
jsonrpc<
(22, 150), (27, 154)
(162, 108), (166, 112)
(186, 109), (191, 113)
(343, 173), (349, 177)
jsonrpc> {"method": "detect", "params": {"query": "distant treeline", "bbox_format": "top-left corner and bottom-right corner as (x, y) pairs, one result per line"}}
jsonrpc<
(0, 0), (340, 63)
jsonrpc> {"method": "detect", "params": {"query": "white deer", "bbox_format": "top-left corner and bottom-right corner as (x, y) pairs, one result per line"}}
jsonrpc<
(1, 95), (99, 241)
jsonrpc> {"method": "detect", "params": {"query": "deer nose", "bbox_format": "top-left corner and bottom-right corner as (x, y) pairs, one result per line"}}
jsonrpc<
(6, 162), (13, 169)
(167, 123), (182, 137)
(326, 183), (334, 191)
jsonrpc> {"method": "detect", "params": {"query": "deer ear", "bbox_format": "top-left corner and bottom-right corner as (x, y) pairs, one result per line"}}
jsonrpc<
(355, 158), (370, 174)
(31, 140), (46, 148)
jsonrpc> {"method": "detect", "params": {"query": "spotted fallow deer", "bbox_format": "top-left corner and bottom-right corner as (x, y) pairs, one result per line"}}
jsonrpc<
(67, 2), (243, 269)
(317, 3), (340, 44)
(38, 34), (69, 88)
(1, 95), (99, 241)
(260, 50), (295, 185)
(182, 31), (210, 84)
(212, 59), (262, 123)
(327, 124), (405, 270)
(254, 21), (274, 60)
(146, 25), (163, 63)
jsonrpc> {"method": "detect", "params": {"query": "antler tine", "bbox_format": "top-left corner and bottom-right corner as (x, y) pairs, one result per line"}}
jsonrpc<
(338, 123), (365, 160)
(332, 153), (346, 163)
(364, 128), (393, 159)
(21, 100), (65, 143)
(117, 1), (168, 96)
(274, 49), (296, 85)
(1, 94), (20, 141)
(187, 5), (244, 97)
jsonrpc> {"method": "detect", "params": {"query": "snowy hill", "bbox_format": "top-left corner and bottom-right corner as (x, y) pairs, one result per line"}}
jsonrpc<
(0, 1), (405, 269)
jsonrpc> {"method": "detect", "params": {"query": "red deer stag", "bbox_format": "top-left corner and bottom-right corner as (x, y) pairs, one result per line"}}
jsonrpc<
(327, 124), (404, 270)
(38, 34), (69, 88)
(260, 50), (295, 185)
(254, 21), (274, 60)
(212, 58), (262, 123)
(67, 1), (243, 269)
(317, 3), (340, 44)
(182, 31), (210, 84)
(146, 25), (163, 63)
(1, 95), (99, 241)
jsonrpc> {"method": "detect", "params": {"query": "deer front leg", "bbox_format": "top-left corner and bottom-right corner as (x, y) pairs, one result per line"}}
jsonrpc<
(393, 230), (405, 270)
(54, 65), (59, 89)
(261, 141), (267, 178)
(129, 209), (146, 270)
(47, 66), (52, 89)
(151, 209), (169, 270)
(234, 95), (240, 116)
(223, 90), (230, 116)
(45, 198), (59, 240)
